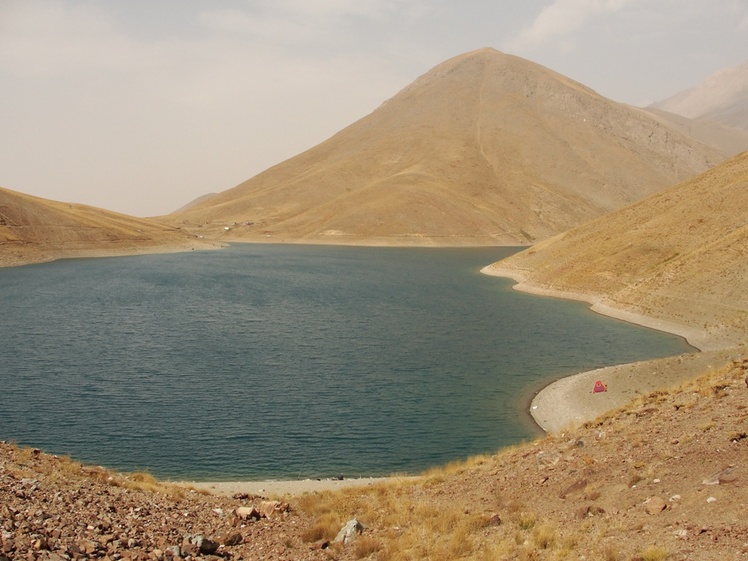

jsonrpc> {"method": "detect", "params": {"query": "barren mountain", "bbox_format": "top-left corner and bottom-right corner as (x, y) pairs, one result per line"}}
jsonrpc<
(0, 186), (216, 267)
(651, 59), (748, 131)
(167, 48), (725, 246)
(642, 107), (748, 157)
(484, 151), (748, 350)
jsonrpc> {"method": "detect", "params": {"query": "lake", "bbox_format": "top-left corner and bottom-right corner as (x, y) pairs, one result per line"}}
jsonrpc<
(0, 245), (693, 480)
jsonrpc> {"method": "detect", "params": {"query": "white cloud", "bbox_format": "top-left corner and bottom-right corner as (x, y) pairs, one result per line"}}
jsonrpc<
(504, 0), (636, 53)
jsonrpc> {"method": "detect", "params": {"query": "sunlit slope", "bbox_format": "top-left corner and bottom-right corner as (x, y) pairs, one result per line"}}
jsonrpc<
(168, 48), (724, 246)
(486, 151), (748, 348)
(0, 186), (210, 266)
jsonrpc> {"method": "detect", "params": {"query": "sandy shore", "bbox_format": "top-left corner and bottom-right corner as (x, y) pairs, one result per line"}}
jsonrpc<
(481, 264), (745, 434)
(0, 240), (224, 269)
(177, 476), (415, 498)
(480, 265), (719, 350)
(528, 349), (742, 434)
(182, 348), (742, 496)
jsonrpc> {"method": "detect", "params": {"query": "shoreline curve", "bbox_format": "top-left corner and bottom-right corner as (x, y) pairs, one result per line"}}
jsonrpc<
(176, 476), (416, 498)
(480, 264), (744, 435)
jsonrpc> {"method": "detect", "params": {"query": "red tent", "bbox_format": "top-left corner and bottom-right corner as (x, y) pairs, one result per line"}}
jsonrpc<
(593, 380), (607, 393)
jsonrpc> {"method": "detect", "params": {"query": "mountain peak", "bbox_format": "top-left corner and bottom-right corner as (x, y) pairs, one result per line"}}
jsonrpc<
(167, 50), (725, 246)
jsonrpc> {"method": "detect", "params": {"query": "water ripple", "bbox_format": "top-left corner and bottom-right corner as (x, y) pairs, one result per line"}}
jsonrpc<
(0, 245), (693, 479)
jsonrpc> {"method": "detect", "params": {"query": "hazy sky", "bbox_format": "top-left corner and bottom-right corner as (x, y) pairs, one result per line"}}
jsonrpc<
(2, 0), (747, 217)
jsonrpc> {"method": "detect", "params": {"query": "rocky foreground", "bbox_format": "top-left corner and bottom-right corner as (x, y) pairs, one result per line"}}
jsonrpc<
(0, 446), (332, 560)
(2, 354), (747, 561)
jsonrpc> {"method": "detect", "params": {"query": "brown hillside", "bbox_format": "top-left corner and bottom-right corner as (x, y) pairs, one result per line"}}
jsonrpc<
(484, 151), (748, 350)
(166, 48), (724, 246)
(0, 186), (217, 267)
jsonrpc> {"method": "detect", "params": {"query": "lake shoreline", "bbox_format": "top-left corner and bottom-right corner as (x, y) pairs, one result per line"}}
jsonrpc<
(480, 264), (744, 435)
(174, 476), (417, 498)
(3, 244), (709, 495)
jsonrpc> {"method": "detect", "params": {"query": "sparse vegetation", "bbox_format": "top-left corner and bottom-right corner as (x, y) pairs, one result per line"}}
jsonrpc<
(301, 511), (343, 543)
(640, 545), (670, 561)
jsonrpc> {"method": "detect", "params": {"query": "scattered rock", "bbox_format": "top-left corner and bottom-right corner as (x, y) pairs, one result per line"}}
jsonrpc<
(311, 539), (330, 550)
(79, 538), (101, 554)
(235, 506), (261, 520)
(644, 496), (667, 515)
(334, 518), (364, 545)
(703, 466), (738, 485)
(216, 531), (243, 546)
(536, 450), (561, 467)
(575, 505), (606, 520)
(259, 500), (289, 519)
(187, 534), (219, 555)
(559, 478), (588, 499)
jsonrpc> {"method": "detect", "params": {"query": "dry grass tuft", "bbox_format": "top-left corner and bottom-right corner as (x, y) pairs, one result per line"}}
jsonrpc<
(640, 545), (670, 561)
(602, 544), (621, 561)
(531, 523), (557, 550)
(301, 511), (342, 543)
(353, 534), (382, 559)
(513, 511), (538, 531)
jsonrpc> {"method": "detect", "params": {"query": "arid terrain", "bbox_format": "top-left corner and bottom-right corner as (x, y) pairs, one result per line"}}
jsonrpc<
(164, 48), (731, 246)
(2, 46), (748, 560)
(483, 151), (748, 351)
(3, 49), (746, 267)
(0, 187), (219, 268)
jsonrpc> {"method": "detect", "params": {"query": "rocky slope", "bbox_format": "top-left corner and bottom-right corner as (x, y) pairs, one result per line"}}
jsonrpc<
(0, 186), (217, 267)
(483, 150), (748, 350)
(0, 442), (329, 560)
(642, 107), (748, 157)
(166, 48), (725, 246)
(651, 59), (748, 131)
(2, 355), (746, 560)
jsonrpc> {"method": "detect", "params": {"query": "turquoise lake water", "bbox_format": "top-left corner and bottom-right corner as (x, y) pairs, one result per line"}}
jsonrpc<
(0, 245), (693, 480)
